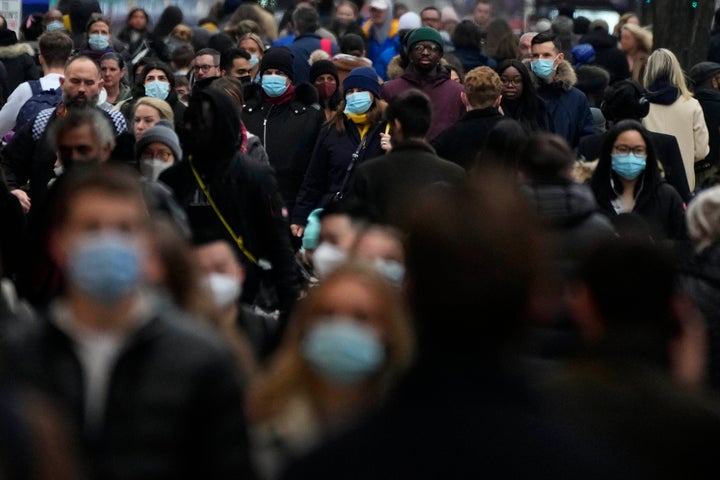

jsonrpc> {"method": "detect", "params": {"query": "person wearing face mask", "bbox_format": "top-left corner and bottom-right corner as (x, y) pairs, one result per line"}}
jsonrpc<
(291, 66), (386, 242)
(116, 60), (187, 136)
(220, 47), (254, 86)
(78, 15), (130, 65)
(3, 165), (257, 480)
(590, 120), (687, 243)
(526, 31), (595, 149)
(242, 47), (326, 233)
(246, 261), (413, 480)
(349, 223), (406, 287)
(134, 119), (181, 182)
(309, 59), (342, 120)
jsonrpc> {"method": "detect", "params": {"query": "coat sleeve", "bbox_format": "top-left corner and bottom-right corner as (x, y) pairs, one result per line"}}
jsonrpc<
(0, 120), (36, 190)
(291, 126), (332, 225)
(663, 184), (689, 242)
(575, 93), (596, 148)
(692, 100), (711, 161)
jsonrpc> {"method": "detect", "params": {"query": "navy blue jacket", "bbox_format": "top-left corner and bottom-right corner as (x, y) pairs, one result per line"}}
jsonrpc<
(288, 33), (339, 84)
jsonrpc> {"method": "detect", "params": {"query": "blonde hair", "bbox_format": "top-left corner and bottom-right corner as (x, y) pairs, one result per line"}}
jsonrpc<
(643, 48), (691, 100)
(613, 12), (639, 36)
(622, 23), (652, 54)
(687, 185), (720, 253)
(134, 97), (174, 122)
(464, 66), (502, 107)
(170, 24), (193, 42)
(246, 262), (414, 422)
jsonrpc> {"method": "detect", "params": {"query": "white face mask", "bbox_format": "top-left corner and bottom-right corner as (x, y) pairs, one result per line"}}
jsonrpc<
(203, 273), (242, 308)
(141, 159), (172, 182)
(373, 258), (405, 286)
(312, 242), (347, 279)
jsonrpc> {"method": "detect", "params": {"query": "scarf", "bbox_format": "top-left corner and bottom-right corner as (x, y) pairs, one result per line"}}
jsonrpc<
(265, 84), (296, 106)
(346, 112), (371, 138)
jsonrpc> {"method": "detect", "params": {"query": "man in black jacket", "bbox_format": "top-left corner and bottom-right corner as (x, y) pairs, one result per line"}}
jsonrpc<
(689, 61), (720, 188)
(160, 88), (300, 328)
(430, 65), (504, 170)
(4, 165), (255, 480)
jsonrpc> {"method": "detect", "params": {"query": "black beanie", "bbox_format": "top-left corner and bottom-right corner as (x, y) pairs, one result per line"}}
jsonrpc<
(259, 47), (294, 82)
(309, 60), (339, 84)
(601, 79), (650, 123)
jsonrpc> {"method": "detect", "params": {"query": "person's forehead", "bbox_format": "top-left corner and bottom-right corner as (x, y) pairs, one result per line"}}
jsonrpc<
(66, 60), (100, 78)
(233, 57), (250, 66)
(58, 124), (96, 146)
(195, 54), (215, 64)
(66, 190), (146, 225)
(532, 41), (556, 52)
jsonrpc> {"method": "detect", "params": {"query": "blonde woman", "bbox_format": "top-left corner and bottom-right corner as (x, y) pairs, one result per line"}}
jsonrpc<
(132, 96), (174, 140)
(619, 23), (652, 83)
(246, 262), (413, 480)
(643, 48), (709, 191)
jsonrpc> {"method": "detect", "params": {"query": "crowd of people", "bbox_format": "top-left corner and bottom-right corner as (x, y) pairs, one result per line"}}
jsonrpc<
(0, 0), (719, 478)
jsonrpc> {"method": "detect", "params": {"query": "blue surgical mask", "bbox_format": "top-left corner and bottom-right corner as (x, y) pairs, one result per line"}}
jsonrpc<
(144, 80), (170, 100)
(88, 33), (110, 51)
(46, 20), (64, 31)
(261, 74), (289, 97)
(530, 56), (557, 79)
(611, 153), (647, 180)
(344, 91), (373, 115)
(249, 54), (259, 69)
(301, 316), (385, 385)
(312, 242), (347, 279)
(66, 232), (142, 305)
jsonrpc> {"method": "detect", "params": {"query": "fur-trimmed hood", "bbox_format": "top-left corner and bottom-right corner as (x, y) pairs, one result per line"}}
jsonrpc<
(243, 82), (320, 110)
(0, 42), (35, 59)
(386, 54), (405, 80)
(524, 58), (577, 91)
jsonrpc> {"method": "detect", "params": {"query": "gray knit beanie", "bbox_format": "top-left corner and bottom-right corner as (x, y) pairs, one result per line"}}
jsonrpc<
(135, 120), (182, 161)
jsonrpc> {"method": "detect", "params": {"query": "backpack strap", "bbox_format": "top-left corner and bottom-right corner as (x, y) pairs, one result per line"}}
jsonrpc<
(28, 79), (42, 96)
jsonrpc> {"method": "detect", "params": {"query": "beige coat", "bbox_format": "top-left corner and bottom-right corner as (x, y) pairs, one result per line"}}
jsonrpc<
(643, 96), (709, 191)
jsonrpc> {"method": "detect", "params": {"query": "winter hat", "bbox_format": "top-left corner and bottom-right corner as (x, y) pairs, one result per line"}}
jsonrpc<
(689, 61), (720, 87)
(135, 120), (182, 161)
(687, 185), (720, 252)
(0, 29), (17, 46)
(398, 12), (421, 31)
(259, 46), (294, 81)
(406, 26), (443, 52)
(303, 208), (323, 249)
(571, 43), (596, 67)
(309, 59), (339, 84)
(601, 79), (649, 123)
(343, 66), (381, 97)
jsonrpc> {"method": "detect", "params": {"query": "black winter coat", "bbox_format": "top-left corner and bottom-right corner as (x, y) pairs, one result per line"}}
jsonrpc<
(242, 83), (325, 215)
(159, 153), (300, 316)
(694, 87), (720, 170)
(291, 117), (386, 225)
(579, 30), (630, 84)
(3, 298), (255, 480)
(431, 107), (504, 171)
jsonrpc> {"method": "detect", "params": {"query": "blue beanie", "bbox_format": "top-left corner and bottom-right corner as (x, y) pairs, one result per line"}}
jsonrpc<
(302, 208), (323, 249)
(343, 66), (381, 98)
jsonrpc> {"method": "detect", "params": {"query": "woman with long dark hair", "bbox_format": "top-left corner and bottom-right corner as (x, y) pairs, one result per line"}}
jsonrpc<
(590, 119), (686, 242)
(497, 59), (546, 133)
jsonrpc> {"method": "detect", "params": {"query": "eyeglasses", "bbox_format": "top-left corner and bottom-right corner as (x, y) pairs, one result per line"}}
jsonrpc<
(141, 150), (174, 161)
(500, 76), (522, 86)
(613, 144), (647, 156)
(412, 43), (441, 54)
(194, 64), (218, 72)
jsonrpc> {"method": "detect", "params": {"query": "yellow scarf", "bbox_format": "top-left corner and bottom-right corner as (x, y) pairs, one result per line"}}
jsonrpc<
(346, 112), (371, 139)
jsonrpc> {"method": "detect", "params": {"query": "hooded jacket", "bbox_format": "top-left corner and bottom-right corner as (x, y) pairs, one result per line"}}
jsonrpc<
(160, 89), (300, 316)
(692, 87), (720, 170)
(526, 58), (595, 148)
(242, 83), (325, 216)
(579, 29), (631, 84)
(332, 54), (373, 88)
(0, 43), (41, 94)
(381, 64), (466, 141)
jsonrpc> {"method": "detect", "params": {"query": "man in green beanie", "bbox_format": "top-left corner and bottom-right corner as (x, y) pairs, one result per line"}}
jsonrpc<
(380, 26), (465, 141)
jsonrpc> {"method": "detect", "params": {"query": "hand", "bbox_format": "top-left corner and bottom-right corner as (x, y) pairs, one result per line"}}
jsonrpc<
(290, 224), (305, 237)
(11, 189), (30, 213)
(380, 132), (392, 152)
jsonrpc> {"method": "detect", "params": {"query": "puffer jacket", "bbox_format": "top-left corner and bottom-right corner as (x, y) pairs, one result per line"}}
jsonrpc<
(0, 43), (40, 94)
(242, 83), (325, 215)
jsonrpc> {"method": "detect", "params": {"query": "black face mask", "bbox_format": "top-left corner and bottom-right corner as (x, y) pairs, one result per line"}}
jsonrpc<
(238, 75), (252, 85)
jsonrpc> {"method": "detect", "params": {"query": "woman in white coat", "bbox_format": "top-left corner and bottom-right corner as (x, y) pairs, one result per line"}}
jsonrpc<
(643, 48), (709, 192)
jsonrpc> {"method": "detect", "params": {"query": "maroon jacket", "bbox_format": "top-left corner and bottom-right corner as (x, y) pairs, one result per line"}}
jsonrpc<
(380, 64), (465, 141)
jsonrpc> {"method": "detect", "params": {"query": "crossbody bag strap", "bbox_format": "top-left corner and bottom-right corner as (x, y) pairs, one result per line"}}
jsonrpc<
(189, 156), (258, 265)
(333, 135), (368, 202)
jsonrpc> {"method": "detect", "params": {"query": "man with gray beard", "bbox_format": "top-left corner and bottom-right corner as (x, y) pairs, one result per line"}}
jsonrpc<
(0, 55), (128, 215)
